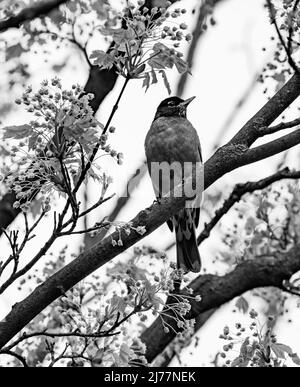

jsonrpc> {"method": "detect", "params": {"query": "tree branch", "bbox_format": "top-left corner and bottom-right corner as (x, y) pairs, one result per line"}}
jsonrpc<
(282, 280), (300, 297)
(212, 70), (262, 150)
(0, 349), (28, 367)
(243, 128), (300, 165)
(0, 0), (69, 33)
(0, 65), (119, 235)
(0, 0), (178, 236)
(229, 71), (300, 147)
(261, 117), (300, 136)
(197, 167), (300, 245)
(96, 0), (220, 244)
(287, 0), (300, 62)
(142, 245), (300, 363)
(157, 309), (215, 367)
(1, 72), (300, 349)
(96, 0), (237, 247)
(176, 0), (224, 96)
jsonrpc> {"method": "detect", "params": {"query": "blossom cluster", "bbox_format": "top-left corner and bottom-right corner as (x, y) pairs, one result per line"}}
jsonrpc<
(261, 0), (300, 89)
(108, 251), (201, 338)
(1, 78), (121, 211)
(90, 0), (192, 92)
(219, 308), (300, 367)
(9, 245), (201, 367)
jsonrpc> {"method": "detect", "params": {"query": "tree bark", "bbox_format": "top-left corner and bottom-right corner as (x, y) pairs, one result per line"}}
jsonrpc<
(1, 72), (300, 350)
(142, 247), (300, 362)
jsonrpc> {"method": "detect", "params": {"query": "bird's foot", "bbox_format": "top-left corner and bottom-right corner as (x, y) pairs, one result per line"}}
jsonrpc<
(154, 197), (162, 205)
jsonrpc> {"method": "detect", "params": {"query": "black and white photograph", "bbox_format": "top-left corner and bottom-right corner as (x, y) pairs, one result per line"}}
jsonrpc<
(1, 0), (300, 371)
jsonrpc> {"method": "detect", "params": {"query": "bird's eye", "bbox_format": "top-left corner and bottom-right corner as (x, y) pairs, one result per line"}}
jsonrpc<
(168, 101), (175, 106)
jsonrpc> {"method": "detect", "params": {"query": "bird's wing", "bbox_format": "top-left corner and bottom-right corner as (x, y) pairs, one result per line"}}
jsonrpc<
(193, 145), (203, 227)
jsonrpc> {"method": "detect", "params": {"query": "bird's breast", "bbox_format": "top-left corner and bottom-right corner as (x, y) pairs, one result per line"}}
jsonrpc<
(145, 117), (200, 164)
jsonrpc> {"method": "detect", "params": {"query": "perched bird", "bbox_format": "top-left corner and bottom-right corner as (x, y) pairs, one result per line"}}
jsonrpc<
(145, 96), (202, 273)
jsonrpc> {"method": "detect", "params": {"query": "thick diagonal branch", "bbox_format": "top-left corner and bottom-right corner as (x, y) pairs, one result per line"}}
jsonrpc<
(1, 73), (300, 349)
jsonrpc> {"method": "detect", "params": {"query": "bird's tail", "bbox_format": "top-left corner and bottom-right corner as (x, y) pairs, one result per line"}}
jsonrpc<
(175, 212), (201, 273)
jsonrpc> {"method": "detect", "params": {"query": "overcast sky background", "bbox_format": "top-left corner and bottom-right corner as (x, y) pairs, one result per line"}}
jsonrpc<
(1, 0), (300, 366)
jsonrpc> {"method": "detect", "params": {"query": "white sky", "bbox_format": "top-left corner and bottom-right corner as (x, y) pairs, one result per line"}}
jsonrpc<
(1, 0), (300, 366)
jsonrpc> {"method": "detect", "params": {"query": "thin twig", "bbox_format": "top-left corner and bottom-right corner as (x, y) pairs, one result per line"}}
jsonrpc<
(197, 167), (300, 245)
(287, 0), (300, 60)
(260, 117), (300, 135)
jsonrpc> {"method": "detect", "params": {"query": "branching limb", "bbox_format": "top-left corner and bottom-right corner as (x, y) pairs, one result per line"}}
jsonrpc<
(229, 72), (300, 147)
(1, 72), (300, 350)
(242, 128), (300, 166)
(198, 167), (300, 245)
(58, 222), (111, 236)
(212, 70), (262, 150)
(287, 0), (300, 63)
(0, 0), (69, 33)
(260, 117), (300, 136)
(0, 0), (179, 235)
(266, 0), (299, 73)
(48, 342), (92, 367)
(73, 76), (131, 196)
(282, 279), (300, 297)
(91, 0), (241, 248)
(0, 230), (58, 294)
(0, 190), (115, 292)
(1, 329), (119, 353)
(32, 25), (92, 67)
(157, 309), (215, 367)
(142, 245), (300, 363)
(61, 194), (115, 232)
(85, 165), (147, 247)
(0, 211), (46, 280)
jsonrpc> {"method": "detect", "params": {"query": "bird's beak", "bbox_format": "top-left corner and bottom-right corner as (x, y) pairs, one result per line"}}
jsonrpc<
(180, 96), (196, 107)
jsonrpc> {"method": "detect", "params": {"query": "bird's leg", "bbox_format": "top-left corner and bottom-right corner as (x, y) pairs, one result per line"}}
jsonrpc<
(154, 194), (162, 205)
(173, 277), (182, 293)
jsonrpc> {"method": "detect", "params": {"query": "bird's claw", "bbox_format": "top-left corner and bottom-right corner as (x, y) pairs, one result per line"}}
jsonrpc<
(154, 197), (162, 205)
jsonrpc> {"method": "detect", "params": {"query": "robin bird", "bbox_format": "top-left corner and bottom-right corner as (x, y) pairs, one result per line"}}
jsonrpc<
(145, 96), (202, 273)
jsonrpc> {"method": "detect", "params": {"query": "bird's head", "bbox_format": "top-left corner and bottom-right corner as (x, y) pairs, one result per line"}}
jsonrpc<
(154, 96), (195, 120)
